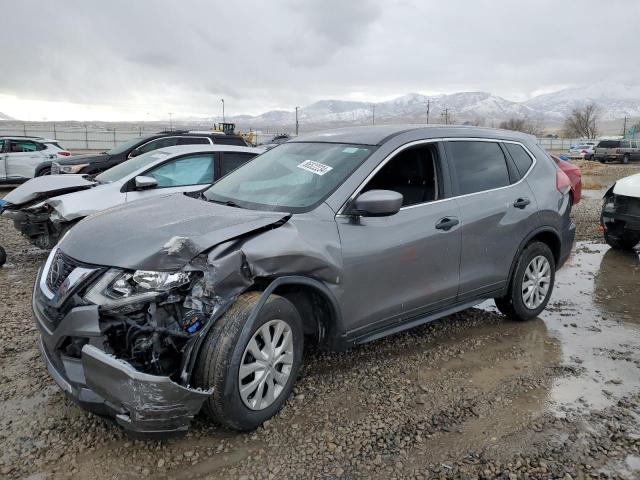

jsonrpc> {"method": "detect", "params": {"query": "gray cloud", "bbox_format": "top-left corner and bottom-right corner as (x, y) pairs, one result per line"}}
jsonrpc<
(0, 0), (639, 119)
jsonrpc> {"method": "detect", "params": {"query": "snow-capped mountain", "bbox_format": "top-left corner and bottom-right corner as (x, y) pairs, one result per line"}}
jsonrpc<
(210, 82), (640, 131)
(524, 81), (640, 120)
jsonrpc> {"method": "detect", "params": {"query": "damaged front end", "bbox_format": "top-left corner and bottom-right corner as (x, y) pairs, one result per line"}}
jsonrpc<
(1, 201), (66, 249)
(601, 186), (640, 238)
(33, 242), (254, 435)
(1, 175), (96, 249)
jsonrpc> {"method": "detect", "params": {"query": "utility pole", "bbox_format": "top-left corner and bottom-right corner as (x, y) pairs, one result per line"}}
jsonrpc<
(426, 100), (430, 124)
(221, 99), (225, 123)
(622, 116), (629, 137)
(295, 106), (299, 136)
(441, 108), (449, 125)
(371, 104), (375, 125)
(168, 112), (173, 131)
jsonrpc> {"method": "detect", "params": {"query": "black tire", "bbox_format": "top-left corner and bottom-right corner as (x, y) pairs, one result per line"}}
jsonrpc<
(598, 157), (606, 164)
(622, 154), (630, 165)
(193, 292), (303, 431)
(495, 242), (556, 321)
(604, 231), (639, 251)
(36, 167), (51, 176)
(0, 246), (6, 267)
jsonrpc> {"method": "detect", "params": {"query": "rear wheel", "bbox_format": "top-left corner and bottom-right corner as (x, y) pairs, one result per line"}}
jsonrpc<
(622, 154), (630, 164)
(194, 292), (304, 431)
(495, 242), (556, 321)
(0, 246), (6, 267)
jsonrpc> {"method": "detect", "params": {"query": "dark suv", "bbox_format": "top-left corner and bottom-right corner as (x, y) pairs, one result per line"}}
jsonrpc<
(32, 125), (575, 435)
(38, 131), (248, 176)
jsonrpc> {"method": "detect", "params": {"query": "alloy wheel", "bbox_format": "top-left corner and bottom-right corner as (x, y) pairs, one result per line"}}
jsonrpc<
(238, 319), (294, 410)
(521, 255), (551, 309)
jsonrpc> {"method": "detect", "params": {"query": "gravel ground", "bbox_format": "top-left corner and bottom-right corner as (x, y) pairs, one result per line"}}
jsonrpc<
(1, 161), (640, 479)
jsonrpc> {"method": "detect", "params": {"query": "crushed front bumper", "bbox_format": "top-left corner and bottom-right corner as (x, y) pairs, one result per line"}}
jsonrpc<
(602, 197), (640, 234)
(33, 272), (212, 435)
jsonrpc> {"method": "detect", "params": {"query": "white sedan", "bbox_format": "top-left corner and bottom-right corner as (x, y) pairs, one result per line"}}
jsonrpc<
(0, 144), (263, 248)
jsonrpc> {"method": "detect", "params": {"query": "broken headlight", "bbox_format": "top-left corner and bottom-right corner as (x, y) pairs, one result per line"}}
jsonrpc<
(84, 269), (192, 309)
(132, 270), (191, 291)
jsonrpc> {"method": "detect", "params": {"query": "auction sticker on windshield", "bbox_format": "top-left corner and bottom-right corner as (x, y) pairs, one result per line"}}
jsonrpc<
(297, 160), (333, 176)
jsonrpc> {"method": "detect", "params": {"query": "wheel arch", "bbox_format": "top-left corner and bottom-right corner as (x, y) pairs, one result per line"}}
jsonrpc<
(252, 276), (343, 349)
(504, 227), (561, 295)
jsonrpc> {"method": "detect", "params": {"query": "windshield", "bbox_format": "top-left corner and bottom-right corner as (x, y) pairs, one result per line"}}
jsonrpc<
(204, 142), (374, 212)
(105, 137), (144, 155)
(95, 150), (172, 183)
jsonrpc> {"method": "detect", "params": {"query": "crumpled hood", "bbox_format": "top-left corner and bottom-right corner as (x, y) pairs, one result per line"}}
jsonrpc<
(2, 175), (97, 207)
(58, 194), (289, 271)
(613, 173), (640, 198)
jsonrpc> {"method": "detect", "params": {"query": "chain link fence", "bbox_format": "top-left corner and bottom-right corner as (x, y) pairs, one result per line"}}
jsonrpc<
(0, 123), (593, 152)
(0, 124), (292, 150)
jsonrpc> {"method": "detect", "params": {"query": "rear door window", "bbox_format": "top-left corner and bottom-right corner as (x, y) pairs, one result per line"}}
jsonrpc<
(621, 141), (631, 148)
(220, 152), (257, 176)
(145, 154), (215, 187)
(446, 141), (510, 195)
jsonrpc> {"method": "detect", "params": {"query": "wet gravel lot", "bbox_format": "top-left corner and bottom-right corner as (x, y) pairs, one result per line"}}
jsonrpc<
(2, 161), (640, 479)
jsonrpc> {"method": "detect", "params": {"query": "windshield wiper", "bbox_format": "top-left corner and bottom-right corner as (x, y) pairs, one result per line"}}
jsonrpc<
(209, 198), (245, 209)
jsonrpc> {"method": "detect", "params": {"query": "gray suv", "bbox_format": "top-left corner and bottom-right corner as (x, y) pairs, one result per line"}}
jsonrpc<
(595, 139), (640, 164)
(32, 125), (575, 435)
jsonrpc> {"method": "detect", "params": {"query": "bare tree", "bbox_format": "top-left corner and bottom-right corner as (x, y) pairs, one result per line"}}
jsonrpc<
(563, 103), (599, 138)
(499, 117), (541, 136)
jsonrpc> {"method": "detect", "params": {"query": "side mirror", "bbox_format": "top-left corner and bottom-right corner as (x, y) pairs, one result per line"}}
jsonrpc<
(352, 190), (403, 217)
(129, 148), (142, 158)
(134, 175), (158, 190)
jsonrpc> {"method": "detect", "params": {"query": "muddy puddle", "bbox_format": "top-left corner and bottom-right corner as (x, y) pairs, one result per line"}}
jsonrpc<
(483, 241), (640, 416)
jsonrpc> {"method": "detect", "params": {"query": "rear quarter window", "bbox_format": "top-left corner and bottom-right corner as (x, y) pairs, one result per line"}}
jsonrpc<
(504, 143), (534, 177)
(446, 141), (510, 195)
(598, 140), (620, 148)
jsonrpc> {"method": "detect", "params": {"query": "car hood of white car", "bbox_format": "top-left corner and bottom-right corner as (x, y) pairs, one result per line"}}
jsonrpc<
(3, 175), (97, 207)
(46, 182), (120, 221)
(613, 173), (640, 198)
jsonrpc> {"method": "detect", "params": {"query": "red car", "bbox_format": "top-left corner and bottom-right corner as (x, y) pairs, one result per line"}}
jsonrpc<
(551, 155), (582, 206)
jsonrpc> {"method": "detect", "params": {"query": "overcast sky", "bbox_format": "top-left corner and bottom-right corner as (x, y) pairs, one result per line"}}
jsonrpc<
(1, 0), (638, 121)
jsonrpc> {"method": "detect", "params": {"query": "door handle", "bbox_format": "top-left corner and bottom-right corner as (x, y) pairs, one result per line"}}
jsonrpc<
(435, 217), (459, 231)
(513, 198), (531, 209)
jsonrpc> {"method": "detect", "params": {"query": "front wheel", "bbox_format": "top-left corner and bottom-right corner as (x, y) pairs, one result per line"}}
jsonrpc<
(622, 154), (630, 165)
(495, 242), (556, 321)
(36, 167), (51, 176)
(194, 292), (303, 431)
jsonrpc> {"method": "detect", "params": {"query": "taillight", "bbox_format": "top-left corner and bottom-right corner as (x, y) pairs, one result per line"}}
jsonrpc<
(556, 169), (571, 194)
(581, 150), (587, 153)
(58, 151), (71, 156)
